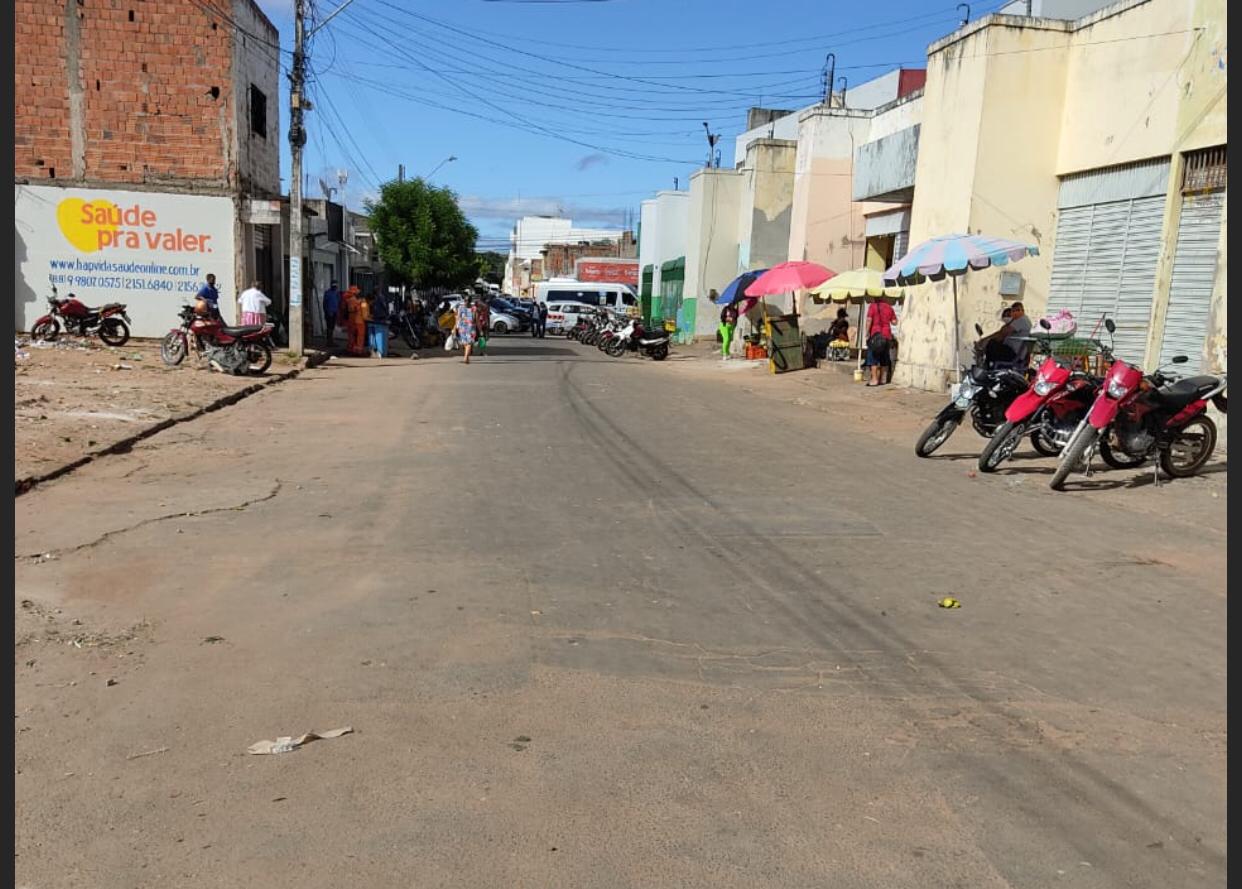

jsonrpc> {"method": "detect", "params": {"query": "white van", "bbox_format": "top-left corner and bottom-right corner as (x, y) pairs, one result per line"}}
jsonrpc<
(534, 282), (638, 315)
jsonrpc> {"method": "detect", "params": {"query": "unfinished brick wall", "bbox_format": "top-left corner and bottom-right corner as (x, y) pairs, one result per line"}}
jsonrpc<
(14, 0), (277, 190)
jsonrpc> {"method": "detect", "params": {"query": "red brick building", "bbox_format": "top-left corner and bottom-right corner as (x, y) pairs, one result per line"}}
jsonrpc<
(540, 231), (638, 279)
(13, 0), (283, 334)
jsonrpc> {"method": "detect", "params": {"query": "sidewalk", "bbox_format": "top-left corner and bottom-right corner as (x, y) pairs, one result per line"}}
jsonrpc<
(14, 336), (319, 491)
(669, 340), (1226, 529)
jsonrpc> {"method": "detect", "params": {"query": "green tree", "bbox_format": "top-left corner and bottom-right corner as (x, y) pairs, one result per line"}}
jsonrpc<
(364, 180), (478, 289)
(474, 251), (506, 285)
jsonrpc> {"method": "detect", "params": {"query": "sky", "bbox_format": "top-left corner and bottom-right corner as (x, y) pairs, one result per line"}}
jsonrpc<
(251, 0), (1004, 249)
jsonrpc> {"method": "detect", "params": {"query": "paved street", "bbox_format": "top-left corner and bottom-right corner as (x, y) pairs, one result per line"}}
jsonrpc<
(14, 337), (1226, 888)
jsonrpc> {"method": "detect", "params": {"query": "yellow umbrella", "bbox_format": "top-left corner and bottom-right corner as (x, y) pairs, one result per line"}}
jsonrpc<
(809, 267), (904, 307)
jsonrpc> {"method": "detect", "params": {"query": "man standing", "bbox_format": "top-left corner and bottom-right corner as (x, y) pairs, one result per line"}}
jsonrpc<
(865, 296), (897, 387)
(536, 301), (548, 338)
(238, 280), (271, 326)
(196, 273), (221, 317)
(322, 281), (341, 345)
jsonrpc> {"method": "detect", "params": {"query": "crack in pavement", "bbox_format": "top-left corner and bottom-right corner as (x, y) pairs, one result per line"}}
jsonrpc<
(16, 480), (283, 562)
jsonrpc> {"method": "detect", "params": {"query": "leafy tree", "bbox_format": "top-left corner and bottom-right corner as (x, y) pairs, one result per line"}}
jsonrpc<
(364, 180), (478, 289)
(475, 251), (506, 284)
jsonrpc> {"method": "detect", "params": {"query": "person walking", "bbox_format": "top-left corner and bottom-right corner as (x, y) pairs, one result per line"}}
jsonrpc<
(718, 298), (738, 360)
(865, 296), (897, 387)
(455, 299), (478, 364)
(474, 298), (491, 356)
(238, 280), (271, 326)
(322, 281), (341, 345)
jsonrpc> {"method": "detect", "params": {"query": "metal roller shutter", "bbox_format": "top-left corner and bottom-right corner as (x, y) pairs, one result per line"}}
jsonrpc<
(894, 230), (910, 263)
(1048, 159), (1170, 364)
(1159, 191), (1225, 373)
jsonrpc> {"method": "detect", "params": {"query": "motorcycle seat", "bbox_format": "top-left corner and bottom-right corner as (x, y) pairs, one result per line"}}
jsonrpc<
(219, 324), (266, 336)
(1153, 375), (1219, 408)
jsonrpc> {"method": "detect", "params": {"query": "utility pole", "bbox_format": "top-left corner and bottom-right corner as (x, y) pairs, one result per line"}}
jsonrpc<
(287, 0), (309, 354)
(398, 164), (405, 183)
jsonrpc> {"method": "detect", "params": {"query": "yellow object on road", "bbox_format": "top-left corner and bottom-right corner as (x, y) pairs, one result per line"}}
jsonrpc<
(937, 597), (961, 609)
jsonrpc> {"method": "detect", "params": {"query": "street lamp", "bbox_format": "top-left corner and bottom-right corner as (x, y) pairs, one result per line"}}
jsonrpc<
(425, 155), (457, 181)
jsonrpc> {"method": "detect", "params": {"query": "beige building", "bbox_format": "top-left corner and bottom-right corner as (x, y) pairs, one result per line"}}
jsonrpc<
(892, 0), (1227, 392)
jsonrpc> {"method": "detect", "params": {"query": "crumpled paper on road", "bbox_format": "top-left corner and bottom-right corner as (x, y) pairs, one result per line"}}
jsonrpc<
(247, 726), (353, 755)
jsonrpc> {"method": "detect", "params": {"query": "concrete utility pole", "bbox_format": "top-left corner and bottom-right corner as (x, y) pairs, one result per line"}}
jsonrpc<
(288, 0), (308, 354)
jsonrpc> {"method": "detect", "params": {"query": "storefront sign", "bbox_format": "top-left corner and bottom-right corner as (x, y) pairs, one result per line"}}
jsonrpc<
(248, 198), (283, 226)
(15, 184), (236, 336)
(576, 259), (639, 286)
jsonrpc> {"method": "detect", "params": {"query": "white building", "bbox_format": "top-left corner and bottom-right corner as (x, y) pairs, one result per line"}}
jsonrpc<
(503, 216), (625, 295)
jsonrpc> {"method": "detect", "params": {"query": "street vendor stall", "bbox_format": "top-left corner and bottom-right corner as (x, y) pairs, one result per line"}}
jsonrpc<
(809, 267), (905, 375)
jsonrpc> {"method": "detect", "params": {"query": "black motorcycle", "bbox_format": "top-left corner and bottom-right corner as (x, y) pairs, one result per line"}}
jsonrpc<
(914, 324), (1044, 458)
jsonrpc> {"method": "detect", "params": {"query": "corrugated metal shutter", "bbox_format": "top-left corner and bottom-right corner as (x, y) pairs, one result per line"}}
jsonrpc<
(1159, 191), (1225, 372)
(1048, 187), (1166, 364)
(1058, 157), (1170, 209)
(253, 224), (270, 250)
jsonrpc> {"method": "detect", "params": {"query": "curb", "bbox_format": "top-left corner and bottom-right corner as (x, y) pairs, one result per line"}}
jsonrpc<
(15, 350), (331, 498)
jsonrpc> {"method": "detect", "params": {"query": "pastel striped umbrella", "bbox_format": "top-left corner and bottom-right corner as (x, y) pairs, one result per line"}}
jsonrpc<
(883, 233), (1038, 380)
(883, 233), (1038, 286)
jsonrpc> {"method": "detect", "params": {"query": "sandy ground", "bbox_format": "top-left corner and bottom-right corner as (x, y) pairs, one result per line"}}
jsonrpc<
(13, 337), (1226, 888)
(14, 336), (301, 482)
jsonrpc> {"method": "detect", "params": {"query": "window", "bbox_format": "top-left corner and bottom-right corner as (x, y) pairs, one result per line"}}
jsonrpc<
(249, 85), (267, 139)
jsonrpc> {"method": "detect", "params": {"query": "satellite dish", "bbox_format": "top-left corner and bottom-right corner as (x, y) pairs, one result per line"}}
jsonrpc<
(337, 169), (349, 186)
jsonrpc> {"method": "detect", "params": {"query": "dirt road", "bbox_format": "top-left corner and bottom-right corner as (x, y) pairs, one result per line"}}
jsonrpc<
(14, 338), (1226, 888)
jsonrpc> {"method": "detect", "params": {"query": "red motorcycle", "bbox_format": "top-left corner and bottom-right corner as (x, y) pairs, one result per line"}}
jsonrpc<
(160, 303), (273, 375)
(31, 280), (131, 346)
(1050, 319), (1227, 490)
(977, 322), (1114, 472)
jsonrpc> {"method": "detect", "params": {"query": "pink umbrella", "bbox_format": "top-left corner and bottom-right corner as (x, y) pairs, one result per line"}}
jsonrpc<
(743, 261), (836, 297)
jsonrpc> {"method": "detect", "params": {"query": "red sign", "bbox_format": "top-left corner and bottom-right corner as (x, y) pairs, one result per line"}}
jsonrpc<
(576, 259), (639, 286)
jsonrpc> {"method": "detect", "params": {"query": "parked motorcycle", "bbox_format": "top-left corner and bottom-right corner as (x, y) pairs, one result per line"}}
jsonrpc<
(914, 324), (1043, 458)
(1049, 319), (1228, 490)
(606, 318), (671, 360)
(388, 308), (422, 351)
(977, 321), (1113, 472)
(161, 304), (273, 375)
(31, 279), (131, 346)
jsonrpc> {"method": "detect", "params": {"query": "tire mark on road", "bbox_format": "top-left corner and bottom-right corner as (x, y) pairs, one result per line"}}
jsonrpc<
(558, 361), (1223, 881)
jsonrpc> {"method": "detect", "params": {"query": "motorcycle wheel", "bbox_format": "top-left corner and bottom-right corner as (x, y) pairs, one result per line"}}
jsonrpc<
(914, 414), (961, 458)
(400, 325), (419, 351)
(99, 317), (130, 347)
(650, 343), (669, 361)
(1049, 426), (1097, 491)
(246, 342), (273, 375)
(161, 332), (187, 366)
(978, 421), (1025, 473)
(607, 337), (627, 358)
(31, 318), (60, 341)
(1159, 415), (1217, 478)
(1098, 435), (1146, 470)
(1029, 428), (1061, 457)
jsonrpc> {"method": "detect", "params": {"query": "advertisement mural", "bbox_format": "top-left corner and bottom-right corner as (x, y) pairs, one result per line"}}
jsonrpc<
(15, 184), (237, 336)
(576, 258), (639, 287)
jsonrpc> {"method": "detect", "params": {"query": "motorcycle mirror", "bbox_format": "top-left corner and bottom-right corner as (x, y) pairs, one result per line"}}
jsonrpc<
(1171, 355), (1189, 364)
(1039, 318), (1051, 330)
(974, 323), (983, 336)
(1104, 318), (1116, 333)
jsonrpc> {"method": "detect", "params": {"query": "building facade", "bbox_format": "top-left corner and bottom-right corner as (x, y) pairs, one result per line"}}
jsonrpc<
(892, 0), (1227, 392)
(14, 0), (282, 335)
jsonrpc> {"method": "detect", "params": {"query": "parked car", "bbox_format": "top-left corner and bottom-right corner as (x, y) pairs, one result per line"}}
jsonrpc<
(546, 300), (607, 335)
(489, 309), (523, 334)
(489, 297), (532, 329)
